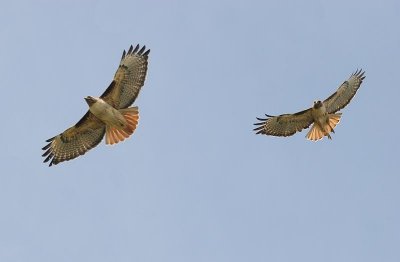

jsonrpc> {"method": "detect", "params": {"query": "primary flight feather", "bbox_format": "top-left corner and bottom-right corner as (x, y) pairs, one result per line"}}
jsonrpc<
(254, 69), (365, 141)
(42, 44), (150, 166)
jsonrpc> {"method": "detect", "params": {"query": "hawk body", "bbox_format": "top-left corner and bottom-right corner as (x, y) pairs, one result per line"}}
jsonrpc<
(254, 69), (365, 141)
(85, 96), (129, 131)
(42, 44), (149, 166)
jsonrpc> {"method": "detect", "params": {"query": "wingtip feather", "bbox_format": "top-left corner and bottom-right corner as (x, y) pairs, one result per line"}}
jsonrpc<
(46, 137), (55, 143)
(121, 50), (126, 60)
(132, 44), (139, 54)
(42, 143), (51, 151)
(138, 46), (146, 55)
(127, 45), (134, 55)
(143, 49), (150, 56)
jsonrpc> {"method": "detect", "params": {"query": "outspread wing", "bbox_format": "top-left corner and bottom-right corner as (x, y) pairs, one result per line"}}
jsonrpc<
(323, 69), (365, 114)
(254, 108), (314, 137)
(101, 44), (150, 109)
(42, 112), (105, 166)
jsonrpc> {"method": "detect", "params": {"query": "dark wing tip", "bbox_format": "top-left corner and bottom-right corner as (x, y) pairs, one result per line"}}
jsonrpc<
(352, 69), (366, 88)
(143, 49), (150, 56)
(43, 153), (53, 163)
(352, 68), (366, 80)
(253, 125), (265, 131)
(253, 114), (274, 125)
(254, 114), (274, 122)
(132, 44), (139, 54)
(42, 147), (52, 157)
(42, 139), (55, 165)
(43, 133), (56, 165)
(253, 124), (267, 134)
(45, 136), (55, 143)
(124, 44), (150, 58)
(253, 114), (273, 134)
(121, 50), (126, 61)
(42, 142), (51, 151)
(137, 45), (146, 55)
(127, 45), (135, 55)
(46, 158), (56, 167)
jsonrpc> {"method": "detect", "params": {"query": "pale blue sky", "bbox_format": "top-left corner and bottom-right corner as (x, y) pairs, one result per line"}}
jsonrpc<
(1, 0), (399, 261)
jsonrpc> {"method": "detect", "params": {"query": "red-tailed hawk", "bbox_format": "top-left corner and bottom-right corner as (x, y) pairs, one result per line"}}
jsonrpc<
(254, 69), (365, 141)
(42, 44), (150, 166)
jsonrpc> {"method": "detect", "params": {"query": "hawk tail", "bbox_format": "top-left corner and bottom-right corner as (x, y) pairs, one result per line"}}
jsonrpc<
(326, 113), (342, 134)
(306, 113), (342, 141)
(105, 107), (140, 145)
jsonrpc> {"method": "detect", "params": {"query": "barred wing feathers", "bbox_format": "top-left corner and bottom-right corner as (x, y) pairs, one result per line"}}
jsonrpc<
(323, 69), (365, 114)
(254, 108), (314, 137)
(42, 112), (105, 166)
(101, 44), (150, 109)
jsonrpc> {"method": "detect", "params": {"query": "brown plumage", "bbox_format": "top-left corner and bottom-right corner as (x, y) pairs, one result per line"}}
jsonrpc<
(254, 69), (365, 141)
(42, 44), (150, 166)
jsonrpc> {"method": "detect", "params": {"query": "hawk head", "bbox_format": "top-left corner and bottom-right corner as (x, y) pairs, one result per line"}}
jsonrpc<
(313, 100), (323, 109)
(84, 96), (98, 107)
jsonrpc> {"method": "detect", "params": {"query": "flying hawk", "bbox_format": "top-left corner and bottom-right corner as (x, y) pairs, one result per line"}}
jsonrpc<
(254, 69), (365, 141)
(42, 44), (150, 166)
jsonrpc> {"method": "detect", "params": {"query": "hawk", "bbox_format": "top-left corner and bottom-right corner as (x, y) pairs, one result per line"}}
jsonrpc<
(42, 44), (150, 166)
(254, 69), (365, 141)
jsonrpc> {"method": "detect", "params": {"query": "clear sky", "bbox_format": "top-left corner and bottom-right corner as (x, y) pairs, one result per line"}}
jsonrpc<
(1, 0), (399, 261)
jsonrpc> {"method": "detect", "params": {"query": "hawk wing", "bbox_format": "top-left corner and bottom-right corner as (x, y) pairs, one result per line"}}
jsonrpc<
(100, 44), (150, 109)
(323, 69), (365, 114)
(254, 108), (314, 137)
(42, 112), (106, 166)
